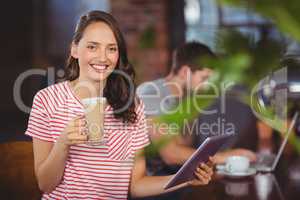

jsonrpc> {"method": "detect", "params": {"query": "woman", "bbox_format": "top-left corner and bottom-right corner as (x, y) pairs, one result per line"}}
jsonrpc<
(25, 10), (214, 200)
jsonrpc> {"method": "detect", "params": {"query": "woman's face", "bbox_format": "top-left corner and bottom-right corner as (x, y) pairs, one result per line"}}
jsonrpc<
(71, 22), (119, 83)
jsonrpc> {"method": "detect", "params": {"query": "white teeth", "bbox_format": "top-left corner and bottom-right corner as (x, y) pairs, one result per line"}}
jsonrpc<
(90, 64), (108, 70)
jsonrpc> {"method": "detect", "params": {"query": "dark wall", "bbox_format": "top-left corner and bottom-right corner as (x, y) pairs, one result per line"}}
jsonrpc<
(0, 1), (34, 140)
(167, 0), (186, 73)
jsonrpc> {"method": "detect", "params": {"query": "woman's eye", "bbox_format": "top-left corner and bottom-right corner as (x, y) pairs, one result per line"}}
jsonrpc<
(87, 45), (96, 51)
(108, 47), (117, 52)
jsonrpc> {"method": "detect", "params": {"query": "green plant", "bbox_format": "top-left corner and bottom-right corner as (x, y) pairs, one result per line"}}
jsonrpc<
(139, 25), (156, 49)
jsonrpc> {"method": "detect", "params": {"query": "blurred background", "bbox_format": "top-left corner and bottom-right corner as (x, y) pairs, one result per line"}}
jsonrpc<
(2, 0), (300, 141)
(1, 0), (300, 199)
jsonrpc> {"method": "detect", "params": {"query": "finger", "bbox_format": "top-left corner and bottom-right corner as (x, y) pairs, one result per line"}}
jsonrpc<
(68, 115), (85, 126)
(66, 140), (86, 146)
(197, 168), (211, 180)
(68, 134), (88, 141)
(200, 163), (212, 174)
(194, 172), (209, 185)
(200, 163), (209, 170)
(70, 140), (88, 145)
(195, 168), (206, 180)
(207, 157), (215, 167)
(73, 118), (87, 127)
(206, 168), (214, 177)
(72, 115), (85, 122)
(66, 125), (88, 135)
(197, 170), (211, 182)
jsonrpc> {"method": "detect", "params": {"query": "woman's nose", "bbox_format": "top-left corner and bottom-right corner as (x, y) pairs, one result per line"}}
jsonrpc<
(97, 47), (107, 61)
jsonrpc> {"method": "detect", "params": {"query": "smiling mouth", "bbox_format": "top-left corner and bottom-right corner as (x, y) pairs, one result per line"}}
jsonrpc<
(90, 64), (109, 72)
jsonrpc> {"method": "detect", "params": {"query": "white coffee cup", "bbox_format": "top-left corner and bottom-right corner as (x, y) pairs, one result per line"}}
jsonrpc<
(225, 156), (250, 173)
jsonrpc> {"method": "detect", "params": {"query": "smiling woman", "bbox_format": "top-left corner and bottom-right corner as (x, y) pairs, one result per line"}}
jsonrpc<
(65, 11), (137, 123)
(25, 10), (215, 200)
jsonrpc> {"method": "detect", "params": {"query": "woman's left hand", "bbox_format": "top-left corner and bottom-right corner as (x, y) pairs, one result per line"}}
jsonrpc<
(188, 157), (215, 186)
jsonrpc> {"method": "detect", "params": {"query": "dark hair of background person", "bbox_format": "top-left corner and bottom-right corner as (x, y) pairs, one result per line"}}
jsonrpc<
(171, 41), (216, 74)
(64, 10), (137, 123)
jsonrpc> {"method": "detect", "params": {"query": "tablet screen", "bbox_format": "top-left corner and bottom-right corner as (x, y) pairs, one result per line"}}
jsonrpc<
(164, 134), (233, 189)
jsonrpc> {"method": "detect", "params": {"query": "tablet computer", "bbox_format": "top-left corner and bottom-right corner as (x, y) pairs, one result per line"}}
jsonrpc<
(164, 134), (233, 189)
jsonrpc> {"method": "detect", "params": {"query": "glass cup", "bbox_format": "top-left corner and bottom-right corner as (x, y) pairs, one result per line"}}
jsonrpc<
(81, 97), (107, 145)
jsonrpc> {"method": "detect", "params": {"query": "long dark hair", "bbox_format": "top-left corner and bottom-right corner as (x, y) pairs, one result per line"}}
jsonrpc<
(65, 10), (137, 123)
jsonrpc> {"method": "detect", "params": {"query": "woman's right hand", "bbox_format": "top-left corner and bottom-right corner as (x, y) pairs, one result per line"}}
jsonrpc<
(57, 115), (88, 147)
(188, 157), (214, 186)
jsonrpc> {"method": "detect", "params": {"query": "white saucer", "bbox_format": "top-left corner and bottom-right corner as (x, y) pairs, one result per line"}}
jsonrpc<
(216, 165), (257, 178)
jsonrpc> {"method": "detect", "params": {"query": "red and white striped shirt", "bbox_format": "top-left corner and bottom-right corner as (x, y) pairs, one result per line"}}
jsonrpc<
(25, 81), (150, 200)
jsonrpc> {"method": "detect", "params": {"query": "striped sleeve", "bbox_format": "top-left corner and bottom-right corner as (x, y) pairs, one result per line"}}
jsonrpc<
(25, 91), (54, 142)
(132, 101), (150, 152)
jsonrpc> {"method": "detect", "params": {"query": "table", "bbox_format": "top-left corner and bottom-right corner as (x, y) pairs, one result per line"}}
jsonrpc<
(135, 156), (300, 200)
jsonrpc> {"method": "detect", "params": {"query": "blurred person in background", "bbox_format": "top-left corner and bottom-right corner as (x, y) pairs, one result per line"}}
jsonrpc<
(137, 42), (257, 175)
(137, 42), (256, 174)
